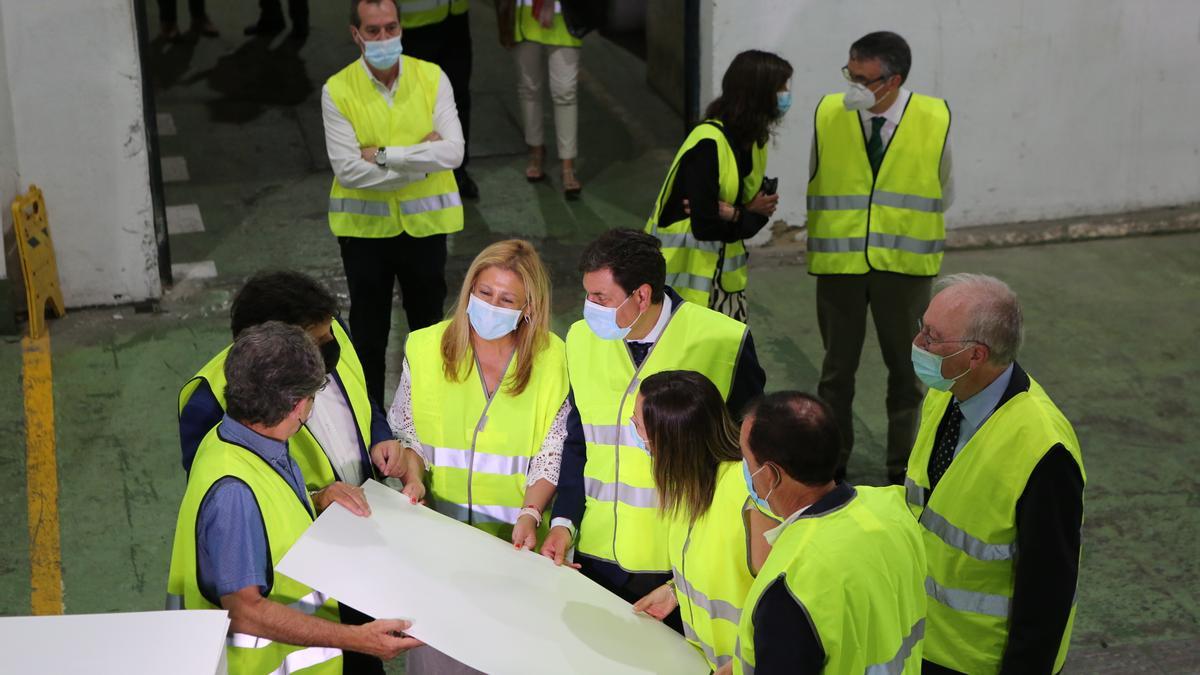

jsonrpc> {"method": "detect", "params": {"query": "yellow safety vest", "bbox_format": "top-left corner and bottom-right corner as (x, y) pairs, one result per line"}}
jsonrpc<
(407, 321), (569, 541)
(904, 374), (1085, 674)
(734, 486), (927, 675)
(514, 0), (582, 47)
(646, 120), (766, 306)
(178, 321), (375, 493)
(806, 92), (950, 276)
(567, 301), (747, 572)
(326, 56), (464, 239)
(166, 425), (343, 675)
(397, 0), (468, 28)
(670, 461), (756, 670)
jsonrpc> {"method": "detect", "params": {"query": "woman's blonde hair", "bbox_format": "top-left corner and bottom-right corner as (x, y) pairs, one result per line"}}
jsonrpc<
(440, 239), (552, 396)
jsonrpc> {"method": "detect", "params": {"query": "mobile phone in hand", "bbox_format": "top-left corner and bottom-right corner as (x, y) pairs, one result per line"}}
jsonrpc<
(761, 176), (778, 196)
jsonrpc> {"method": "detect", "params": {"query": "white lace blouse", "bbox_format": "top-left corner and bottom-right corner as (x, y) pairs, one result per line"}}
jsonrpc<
(386, 357), (569, 486)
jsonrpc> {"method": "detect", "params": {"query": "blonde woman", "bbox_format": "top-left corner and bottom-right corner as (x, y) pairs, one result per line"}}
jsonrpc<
(388, 239), (569, 548)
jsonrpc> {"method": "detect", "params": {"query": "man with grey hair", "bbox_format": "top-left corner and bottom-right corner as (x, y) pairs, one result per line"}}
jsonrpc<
(167, 322), (422, 674)
(904, 274), (1085, 674)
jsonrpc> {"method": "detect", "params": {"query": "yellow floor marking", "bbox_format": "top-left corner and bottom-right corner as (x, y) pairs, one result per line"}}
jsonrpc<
(23, 333), (63, 615)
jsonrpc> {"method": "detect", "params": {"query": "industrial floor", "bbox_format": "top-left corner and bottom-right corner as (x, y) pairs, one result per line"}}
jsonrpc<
(1, 0), (1197, 671)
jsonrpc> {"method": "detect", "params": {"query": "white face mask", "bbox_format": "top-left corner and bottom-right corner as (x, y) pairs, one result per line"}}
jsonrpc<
(843, 81), (879, 111)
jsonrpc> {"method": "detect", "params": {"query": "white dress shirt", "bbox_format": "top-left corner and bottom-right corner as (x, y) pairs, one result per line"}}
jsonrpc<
(321, 58), (465, 191)
(306, 374), (366, 486)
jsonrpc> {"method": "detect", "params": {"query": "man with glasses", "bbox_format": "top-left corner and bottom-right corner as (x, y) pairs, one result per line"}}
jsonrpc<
(904, 274), (1084, 674)
(806, 31), (954, 485)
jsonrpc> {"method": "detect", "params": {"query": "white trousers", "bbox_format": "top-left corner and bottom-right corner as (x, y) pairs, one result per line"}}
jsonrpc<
(513, 41), (580, 159)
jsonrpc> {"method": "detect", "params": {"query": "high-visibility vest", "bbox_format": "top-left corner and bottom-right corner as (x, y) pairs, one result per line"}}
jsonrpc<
(646, 120), (766, 306)
(513, 0), (582, 47)
(734, 486), (927, 675)
(397, 0), (468, 28)
(566, 301), (747, 572)
(178, 321), (375, 493)
(806, 92), (950, 276)
(904, 374), (1085, 674)
(166, 425), (343, 675)
(670, 461), (756, 670)
(326, 56), (464, 239)
(407, 321), (569, 541)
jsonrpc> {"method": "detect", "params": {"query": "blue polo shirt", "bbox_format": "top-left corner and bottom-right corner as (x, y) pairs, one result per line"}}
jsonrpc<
(195, 415), (313, 603)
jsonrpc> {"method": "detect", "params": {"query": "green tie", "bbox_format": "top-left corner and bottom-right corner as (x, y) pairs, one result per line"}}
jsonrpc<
(865, 116), (887, 175)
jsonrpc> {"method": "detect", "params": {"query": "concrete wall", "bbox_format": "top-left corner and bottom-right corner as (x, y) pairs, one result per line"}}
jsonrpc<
(0, 5), (16, 286)
(701, 0), (1200, 228)
(0, 0), (160, 307)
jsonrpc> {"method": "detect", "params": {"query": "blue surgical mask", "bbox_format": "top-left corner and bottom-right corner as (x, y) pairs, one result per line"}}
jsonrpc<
(743, 461), (777, 517)
(911, 343), (973, 391)
(467, 294), (523, 341)
(583, 295), (643, 341)
(777, 91), (792, 115)
(362, 35), (403, 70)
(629, 422), (648, 453)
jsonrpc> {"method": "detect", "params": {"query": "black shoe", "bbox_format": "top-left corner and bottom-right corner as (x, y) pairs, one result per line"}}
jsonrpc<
(456, 169), (479, 200)
(244, 18), (285, 36)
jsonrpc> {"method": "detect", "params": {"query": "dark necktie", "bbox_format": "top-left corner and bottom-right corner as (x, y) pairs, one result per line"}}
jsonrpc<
(928, 401), (963, 490)
(628, 341), (651, 368)
(865, 116), (887, 175)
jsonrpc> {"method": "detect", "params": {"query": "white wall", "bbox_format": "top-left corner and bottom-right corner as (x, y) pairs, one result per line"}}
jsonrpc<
(702, 0), (1200, 228)
(0, 5), (17, 283)
(0, 0), (160, 306)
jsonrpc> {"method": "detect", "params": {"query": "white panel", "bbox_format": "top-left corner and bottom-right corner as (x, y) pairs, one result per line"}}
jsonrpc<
(166, 203), (204, 233)
(278, 480), (708, 675)
(702, 0), (1200, 228)
(0, 610), (230, 675)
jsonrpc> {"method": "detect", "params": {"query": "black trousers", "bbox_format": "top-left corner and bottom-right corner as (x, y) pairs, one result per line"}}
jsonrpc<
(339, 233), (448, 407)
(339, 603), (385, 675)
(258, 0), (307, 28)
(157, 0), (206, 23)
(401, 12), (473, 169)
(815, 271), (932, 480)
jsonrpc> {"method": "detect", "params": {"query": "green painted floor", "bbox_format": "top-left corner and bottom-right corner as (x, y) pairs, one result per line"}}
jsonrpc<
(1, 0), (1197, 670)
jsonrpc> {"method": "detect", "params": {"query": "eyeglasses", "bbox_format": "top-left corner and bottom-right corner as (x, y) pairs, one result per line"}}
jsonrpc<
(915, 318), (983, 349)
(841, 66), (890, 87)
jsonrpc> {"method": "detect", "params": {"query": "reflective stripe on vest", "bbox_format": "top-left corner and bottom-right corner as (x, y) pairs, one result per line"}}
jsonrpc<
(424, 443), (532, 476)
(326, 56), (464, 239)
(805, 92), (949, 276)
(265, 646), (343, 675)
(584, 476), (658, 509)
(866, 618), (926, 675)
(647, 120), (763, 306)
(905, 374), (1085, 673)
(580, 423), (643, 452)
(674, 569), (742, 625)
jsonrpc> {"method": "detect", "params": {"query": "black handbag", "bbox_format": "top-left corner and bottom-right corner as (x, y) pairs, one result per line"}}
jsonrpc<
(561, 0), (607, 38)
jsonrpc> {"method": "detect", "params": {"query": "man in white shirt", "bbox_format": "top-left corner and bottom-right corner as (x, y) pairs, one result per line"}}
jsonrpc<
(804, 31), (954, 486)
(322, 0), (465, 406)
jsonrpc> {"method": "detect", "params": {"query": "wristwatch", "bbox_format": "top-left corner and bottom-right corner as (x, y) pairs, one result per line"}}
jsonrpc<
(374, 147), (387, 167)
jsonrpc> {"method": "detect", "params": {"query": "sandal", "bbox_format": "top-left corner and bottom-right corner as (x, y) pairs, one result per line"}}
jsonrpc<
(562, 165), (582, 200)
(525, 146), (546, 183)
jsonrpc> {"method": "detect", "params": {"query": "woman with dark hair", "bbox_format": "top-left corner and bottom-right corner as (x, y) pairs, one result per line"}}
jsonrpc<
(645, 50), (793, 320)
(629, 370), (776, 671)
